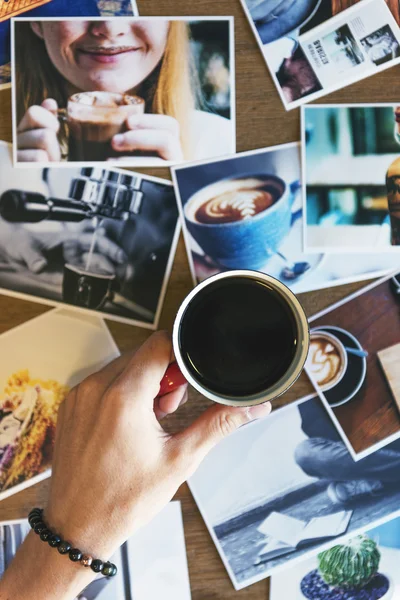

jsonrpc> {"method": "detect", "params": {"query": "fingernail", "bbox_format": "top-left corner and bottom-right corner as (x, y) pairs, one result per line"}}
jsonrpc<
(113, 134), (124, 147)
(248, 402), (272, 420)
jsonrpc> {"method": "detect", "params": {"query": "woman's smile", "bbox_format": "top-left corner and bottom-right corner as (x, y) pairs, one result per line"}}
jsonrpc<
(76, 44), (141, 65)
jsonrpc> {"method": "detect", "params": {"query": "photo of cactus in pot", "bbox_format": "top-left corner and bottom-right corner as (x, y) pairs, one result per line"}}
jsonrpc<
(300, 535), (393, 600)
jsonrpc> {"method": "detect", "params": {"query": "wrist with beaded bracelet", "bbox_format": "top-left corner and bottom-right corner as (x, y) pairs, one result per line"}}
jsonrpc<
(28, 508), (117, 578)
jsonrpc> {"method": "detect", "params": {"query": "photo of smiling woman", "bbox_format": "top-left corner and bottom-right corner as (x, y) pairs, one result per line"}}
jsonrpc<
(13, 17), (234, 166)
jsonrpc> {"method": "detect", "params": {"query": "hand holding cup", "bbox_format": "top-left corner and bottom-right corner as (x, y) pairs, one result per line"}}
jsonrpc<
(17, 98), (61, 162)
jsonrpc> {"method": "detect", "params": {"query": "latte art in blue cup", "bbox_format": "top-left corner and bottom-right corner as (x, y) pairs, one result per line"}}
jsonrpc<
(184, 174), (298, 270)
(194, 179), (277, 224)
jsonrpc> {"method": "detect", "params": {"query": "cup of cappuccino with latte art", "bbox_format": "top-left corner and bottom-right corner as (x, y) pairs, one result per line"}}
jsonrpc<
(307, 330), (348, 392)
(183, 174), (299, 270)
(63, 91), (145, 162)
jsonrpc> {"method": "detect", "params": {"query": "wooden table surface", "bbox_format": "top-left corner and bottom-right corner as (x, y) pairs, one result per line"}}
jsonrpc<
(332, 0), (400, 24)
(0, 1), (399, 598)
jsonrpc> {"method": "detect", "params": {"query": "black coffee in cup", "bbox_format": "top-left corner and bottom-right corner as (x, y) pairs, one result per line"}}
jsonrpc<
(178, 276), (298, 397)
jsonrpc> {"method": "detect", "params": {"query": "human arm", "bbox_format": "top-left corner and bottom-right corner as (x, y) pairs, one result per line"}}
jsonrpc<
(0, 331), (271, 600)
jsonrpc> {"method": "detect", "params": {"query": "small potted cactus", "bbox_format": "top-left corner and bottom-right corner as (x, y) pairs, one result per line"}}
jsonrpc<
(300, 535), (393, 600)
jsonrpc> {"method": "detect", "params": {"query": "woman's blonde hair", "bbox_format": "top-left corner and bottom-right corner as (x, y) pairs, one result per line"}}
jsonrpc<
(15, 20), (197, 159)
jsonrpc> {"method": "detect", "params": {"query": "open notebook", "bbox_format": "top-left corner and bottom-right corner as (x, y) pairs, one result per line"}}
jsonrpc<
(255, 510), (353, 562)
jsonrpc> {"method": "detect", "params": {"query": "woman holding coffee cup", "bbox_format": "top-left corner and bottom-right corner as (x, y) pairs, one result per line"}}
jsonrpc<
(15, 19), (232, 163)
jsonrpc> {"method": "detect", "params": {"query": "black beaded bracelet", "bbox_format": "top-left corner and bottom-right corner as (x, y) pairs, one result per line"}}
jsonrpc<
(28, 508), (117, 578)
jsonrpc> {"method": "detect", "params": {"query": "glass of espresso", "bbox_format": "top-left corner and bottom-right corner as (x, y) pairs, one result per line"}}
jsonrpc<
(172, 270), (309, 406)
(66, 91), (145, 162)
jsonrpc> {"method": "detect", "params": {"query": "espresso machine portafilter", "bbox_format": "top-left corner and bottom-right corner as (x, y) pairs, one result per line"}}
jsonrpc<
(0, 167), (144, 223)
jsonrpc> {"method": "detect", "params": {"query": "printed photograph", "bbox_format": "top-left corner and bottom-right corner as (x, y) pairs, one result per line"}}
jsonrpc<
(321, 24), (364, 72)
(271, 516), (400, 600)
(0, 502), (191, 599)
(0, 0), (138, 88)
(11, 17), (235, 167)
(360, 24), (400, 65)
(172, 143), (400, 294)
(125, 501), (192, 600)
(303, 104), (400, 252)
(0, 141), (180, 328)
(239, 0), (400, 109)
(0, 307), (119, 502)
(189, 394), (400, 589)
(306, 274), (400, 461)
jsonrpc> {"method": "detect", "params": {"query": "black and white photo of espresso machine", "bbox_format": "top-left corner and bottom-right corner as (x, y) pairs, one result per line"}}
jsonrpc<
(0, 167), (179, 324)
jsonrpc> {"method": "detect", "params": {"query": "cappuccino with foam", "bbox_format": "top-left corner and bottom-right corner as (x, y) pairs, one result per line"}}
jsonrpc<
(67, 92), (145, 161)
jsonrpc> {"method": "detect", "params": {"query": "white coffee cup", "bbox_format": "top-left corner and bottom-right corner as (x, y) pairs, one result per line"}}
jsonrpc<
(307, 330), (348, 391)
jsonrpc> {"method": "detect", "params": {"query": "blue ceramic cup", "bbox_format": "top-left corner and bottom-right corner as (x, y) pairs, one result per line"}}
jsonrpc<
(184, 174), (300, 270)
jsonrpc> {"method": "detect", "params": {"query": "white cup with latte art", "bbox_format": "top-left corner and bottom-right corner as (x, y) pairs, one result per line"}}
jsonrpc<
(307, 330), (348, 391)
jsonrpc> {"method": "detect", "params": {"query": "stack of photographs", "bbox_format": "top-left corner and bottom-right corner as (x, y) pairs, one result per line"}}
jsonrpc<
(173, 132), (400, 589)
(0, 14), (236, 326)
(1, 1), (400, 598)
(239, 0), (400, 110)
(169, 57), (400, 594)
(172, 142), (400, 295)
(0, 11), (237, 595)
(188, 375), (400, 590)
